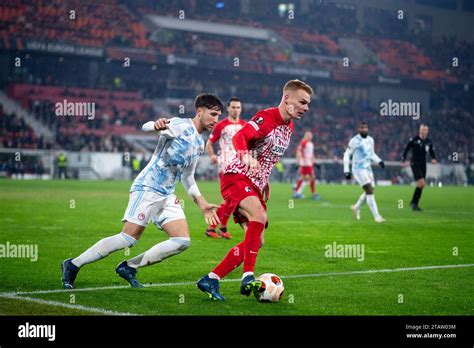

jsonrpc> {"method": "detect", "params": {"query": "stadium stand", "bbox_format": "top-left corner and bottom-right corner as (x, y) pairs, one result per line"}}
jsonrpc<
(0, 0), (472, 173)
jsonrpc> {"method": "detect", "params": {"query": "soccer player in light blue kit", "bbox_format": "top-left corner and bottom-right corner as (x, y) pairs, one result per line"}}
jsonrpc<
(61, 94), (223, 289)
(343, 122), (386, 223)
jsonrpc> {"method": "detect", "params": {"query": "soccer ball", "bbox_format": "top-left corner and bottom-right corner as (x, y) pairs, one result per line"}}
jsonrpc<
(254, 273), (285, 302)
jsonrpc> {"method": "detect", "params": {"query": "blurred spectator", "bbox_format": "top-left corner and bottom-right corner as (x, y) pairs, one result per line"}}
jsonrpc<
(55, 152), (68, 179)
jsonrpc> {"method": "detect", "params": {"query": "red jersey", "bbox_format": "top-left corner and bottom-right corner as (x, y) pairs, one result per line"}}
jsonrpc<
(225, 107), (294, 192)
(208, 118), (247, 174)
(298, 140), (314, 167)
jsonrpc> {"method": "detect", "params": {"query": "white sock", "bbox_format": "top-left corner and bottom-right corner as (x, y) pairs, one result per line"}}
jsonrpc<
(242, 271), (254, 279)
(208, 272), (220, 280)
(366, 194), (381, 219)
(72, 232), (137, 268)
(298, 181), (307, 194)
(354, 192), (366, 210)
(127, 237), (190, 269)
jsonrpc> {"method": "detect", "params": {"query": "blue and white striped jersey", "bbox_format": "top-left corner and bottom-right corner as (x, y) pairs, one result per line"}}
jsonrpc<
(343, 134), (381, 172)
(131, 117), (204, 196)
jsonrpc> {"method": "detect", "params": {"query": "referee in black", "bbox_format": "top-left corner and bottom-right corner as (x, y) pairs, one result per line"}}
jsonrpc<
(401, 124), (437, 211)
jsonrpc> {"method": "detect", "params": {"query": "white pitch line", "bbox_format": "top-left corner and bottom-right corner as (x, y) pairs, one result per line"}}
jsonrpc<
(5, 263), (473, 296)
(281, 263), (474, 280)
(0, 293), (139, 316)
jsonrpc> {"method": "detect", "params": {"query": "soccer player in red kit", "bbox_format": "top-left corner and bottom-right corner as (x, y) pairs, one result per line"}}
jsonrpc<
(293, 131), (321, 200)
(205, 97), (247, 239)
(196, 80), (314, 300)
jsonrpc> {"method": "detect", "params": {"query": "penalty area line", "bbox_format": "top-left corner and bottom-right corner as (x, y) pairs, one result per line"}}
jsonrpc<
(4, 263), (473, 297)
(0, 292), (140, 316)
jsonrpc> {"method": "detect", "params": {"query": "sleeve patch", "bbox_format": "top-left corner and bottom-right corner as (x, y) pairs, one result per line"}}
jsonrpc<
(254, 116), (264, 125)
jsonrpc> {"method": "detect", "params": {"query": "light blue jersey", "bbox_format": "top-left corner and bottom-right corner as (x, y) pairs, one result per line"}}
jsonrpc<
(343, 134), (381, 172)
(131, 117), (204, 195)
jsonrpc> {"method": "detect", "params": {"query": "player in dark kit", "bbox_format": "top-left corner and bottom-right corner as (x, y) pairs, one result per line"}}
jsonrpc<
(401, 124), (437, 211)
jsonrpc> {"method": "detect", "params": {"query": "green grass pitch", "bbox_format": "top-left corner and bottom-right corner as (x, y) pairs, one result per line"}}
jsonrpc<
(0, 179), (472, 315)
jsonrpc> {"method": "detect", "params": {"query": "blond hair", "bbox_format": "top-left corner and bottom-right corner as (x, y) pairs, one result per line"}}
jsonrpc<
(283, 79), (314, 95)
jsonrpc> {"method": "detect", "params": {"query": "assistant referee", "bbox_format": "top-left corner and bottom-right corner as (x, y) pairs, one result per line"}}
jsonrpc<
(401, 124), (437, 211)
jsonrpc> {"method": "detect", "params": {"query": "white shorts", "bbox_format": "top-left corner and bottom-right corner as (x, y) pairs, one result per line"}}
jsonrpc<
(122, 191), (185, 229)
(353, 169), (374, 187)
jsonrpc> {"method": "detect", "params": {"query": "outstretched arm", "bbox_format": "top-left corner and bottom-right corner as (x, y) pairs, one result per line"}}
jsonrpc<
(181, 160), (201, 200)
(142, 119), (169, 133)
(181, 160), (220, 226)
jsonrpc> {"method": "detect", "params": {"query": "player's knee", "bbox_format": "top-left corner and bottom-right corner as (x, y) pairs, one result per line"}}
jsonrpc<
(170, 237), (191, 251)
(122, 224), (144, 241)
(120, 232), (138, 247)
(251, 210), (267, 225)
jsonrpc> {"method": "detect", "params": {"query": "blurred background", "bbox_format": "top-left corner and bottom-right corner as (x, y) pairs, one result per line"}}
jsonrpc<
(0, 0), (472, 185)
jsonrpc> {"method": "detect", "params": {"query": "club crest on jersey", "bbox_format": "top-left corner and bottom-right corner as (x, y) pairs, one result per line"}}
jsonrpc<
(244, 186), (252, 192)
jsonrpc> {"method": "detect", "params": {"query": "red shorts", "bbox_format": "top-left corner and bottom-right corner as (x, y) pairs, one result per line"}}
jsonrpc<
(299, 166), (314, 176)
(220, 173), (268, 227)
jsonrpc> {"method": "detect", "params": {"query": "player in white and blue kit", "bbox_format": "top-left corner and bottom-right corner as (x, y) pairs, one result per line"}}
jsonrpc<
(343, 122), (386, 223)
(62, 94), (223, 289)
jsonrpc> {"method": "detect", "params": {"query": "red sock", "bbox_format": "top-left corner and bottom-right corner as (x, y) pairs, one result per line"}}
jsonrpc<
(310, 179), (315, 194)
(294, 179), (303, 192)
(208, 201), (234, 229)
(212, 241), (244, 278)
(243, 221), (265, 273)
(218, 200), (234, 228)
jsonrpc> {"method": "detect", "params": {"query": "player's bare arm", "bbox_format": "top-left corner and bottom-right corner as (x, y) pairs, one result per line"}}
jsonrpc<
(205, 140), (218, 164)
(296, 144), (302, 161)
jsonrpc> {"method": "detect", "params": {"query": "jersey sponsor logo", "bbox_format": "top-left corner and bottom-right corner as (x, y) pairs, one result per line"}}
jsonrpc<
(138, 213), (145, 221)
(175, 197), (180, 205)
(270, 126), (292, 155)
(271, 145), (287, 155)
(254, 116), (264, 125)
